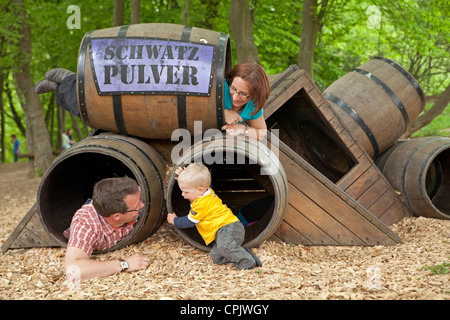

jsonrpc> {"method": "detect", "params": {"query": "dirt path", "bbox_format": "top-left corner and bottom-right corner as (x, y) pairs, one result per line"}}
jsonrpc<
(0, 162), (448, 300)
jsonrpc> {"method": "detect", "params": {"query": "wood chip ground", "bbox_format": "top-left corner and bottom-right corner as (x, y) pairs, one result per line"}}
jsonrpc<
(0, 162), (448, 300)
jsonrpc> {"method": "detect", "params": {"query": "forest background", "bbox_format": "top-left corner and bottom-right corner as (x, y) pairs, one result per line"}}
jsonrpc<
(0, 0), (448, 176)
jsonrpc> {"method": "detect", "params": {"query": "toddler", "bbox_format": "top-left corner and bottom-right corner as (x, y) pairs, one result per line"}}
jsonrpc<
(167, 163), (261, 270)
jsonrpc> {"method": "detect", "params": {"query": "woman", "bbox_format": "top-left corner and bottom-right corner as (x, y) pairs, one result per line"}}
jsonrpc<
(222, 63), (271, 141)
(35, 63), (271, 140)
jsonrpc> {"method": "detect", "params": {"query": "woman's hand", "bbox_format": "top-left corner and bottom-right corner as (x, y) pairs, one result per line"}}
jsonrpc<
(221, 123), (246, 136)
(224, 109), (243, 125)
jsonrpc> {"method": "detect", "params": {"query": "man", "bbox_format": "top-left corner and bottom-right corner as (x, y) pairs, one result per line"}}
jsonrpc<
(64, 176), (150, 280)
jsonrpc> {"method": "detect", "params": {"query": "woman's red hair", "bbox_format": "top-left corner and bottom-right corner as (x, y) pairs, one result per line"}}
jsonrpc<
(226, 63), (270, 115)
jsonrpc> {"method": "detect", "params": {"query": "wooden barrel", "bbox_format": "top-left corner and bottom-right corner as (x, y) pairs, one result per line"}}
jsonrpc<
(166, 133), (288, 251)
(37, 132), (167, 252)
(77, 23), (232, 139)
(376, 137), (450, 220)
(324, 57), (425, 158)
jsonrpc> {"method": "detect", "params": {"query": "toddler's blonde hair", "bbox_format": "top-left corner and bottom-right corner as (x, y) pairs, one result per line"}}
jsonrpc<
(178, 163), (211, 189)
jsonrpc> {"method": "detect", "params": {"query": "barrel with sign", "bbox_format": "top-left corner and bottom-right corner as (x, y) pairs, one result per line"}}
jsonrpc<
(77, 23), (232, 139)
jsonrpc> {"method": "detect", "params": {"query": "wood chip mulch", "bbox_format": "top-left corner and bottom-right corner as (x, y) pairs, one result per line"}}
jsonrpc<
(0, 162), (448, 300)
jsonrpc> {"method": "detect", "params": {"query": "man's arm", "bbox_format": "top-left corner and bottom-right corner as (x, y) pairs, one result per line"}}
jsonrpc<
(65, 246), (149, 280)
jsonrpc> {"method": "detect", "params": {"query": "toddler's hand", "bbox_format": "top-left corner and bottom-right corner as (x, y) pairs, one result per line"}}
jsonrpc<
(167, 212), (177, 225)
(175, 166), (185, 179)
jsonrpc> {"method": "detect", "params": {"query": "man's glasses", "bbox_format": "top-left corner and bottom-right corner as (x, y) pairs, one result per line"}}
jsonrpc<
(122, 188), (142, 213)
(123, 208), (142, 214)
(229, 85), (250, 99)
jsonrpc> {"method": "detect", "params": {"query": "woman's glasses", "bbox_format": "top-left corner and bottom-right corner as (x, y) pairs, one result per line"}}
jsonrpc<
(229, 85), (250, 99)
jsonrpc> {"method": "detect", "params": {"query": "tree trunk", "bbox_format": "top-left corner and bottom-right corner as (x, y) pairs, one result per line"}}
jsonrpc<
(130, 0), (140, 24)
(4, 82), (26, 136)
(202, 0), (221, 30)
(11, 0), (53, 175)
(182, 0), (189, 25)
(70, 114), (84, 143)
(401, 83), (450, 138)
(229, 0), (259, 64)
(114, 0), (125, 26)
(0, 67), (4, 163)
(297, 0), (328, 78)
(57, 107), (65, 150)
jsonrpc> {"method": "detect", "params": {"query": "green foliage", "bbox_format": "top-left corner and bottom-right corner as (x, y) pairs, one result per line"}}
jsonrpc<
(253, 1), (302, 74)
(412, 104), (450, 137)
(1, 0), (448, 163)
(423, 261), (450, 275)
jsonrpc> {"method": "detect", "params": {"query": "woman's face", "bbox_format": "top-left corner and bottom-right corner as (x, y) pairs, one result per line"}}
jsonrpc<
(229, 77), (251, 109)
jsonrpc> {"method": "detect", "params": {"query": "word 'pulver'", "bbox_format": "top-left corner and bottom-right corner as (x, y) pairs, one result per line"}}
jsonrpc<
(90, 38), (216, 95)
(103, 64), (199, 86)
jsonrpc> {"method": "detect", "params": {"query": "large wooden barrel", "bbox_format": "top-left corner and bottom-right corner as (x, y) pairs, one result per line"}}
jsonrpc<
(37, 132), (167, 252)
(166, 134), (288, 251)
(77, 23), (232, 139)
(376, 137), (450, 220)
(324, 57), (425, 158)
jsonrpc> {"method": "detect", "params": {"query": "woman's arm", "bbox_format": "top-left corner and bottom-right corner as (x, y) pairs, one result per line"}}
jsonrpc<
(222, 116), (267, 141)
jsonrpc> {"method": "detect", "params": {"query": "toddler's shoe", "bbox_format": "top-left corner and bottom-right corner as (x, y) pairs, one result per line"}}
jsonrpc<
(245, 247), (262, 267)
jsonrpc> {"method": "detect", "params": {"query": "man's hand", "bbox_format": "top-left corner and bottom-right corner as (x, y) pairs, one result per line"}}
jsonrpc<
(124, 254), (150, 272)
(65, 247), (149, 280)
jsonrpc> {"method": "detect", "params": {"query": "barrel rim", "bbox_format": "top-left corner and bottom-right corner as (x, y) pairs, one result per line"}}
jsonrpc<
(77, 30), (92, 128)
(415, 139), (450, 219)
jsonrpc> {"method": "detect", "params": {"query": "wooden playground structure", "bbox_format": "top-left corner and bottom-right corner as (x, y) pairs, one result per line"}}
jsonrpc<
(3, 24), (449, 254)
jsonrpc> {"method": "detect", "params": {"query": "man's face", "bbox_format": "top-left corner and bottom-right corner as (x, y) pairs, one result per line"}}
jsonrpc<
(121, 191), (143, 223)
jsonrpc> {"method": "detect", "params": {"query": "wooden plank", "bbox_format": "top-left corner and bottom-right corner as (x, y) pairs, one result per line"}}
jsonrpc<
(345, 165), (383, 200)
(336, 152), (412, 226)
(377, 200), (411, 226)
(286, 184), (365, 245)
(357, 176), (390, 208)
(265, 69), (315, 119)
(336, 156), (371, 190)
(273, 218), (313, 245)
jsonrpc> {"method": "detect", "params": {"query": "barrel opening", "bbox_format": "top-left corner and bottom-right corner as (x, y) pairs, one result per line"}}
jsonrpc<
(266, 89), (356, 183)
(169, 153), (280, 250)
(426, 148), (450, 215)
(38, 152), (140, 245)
